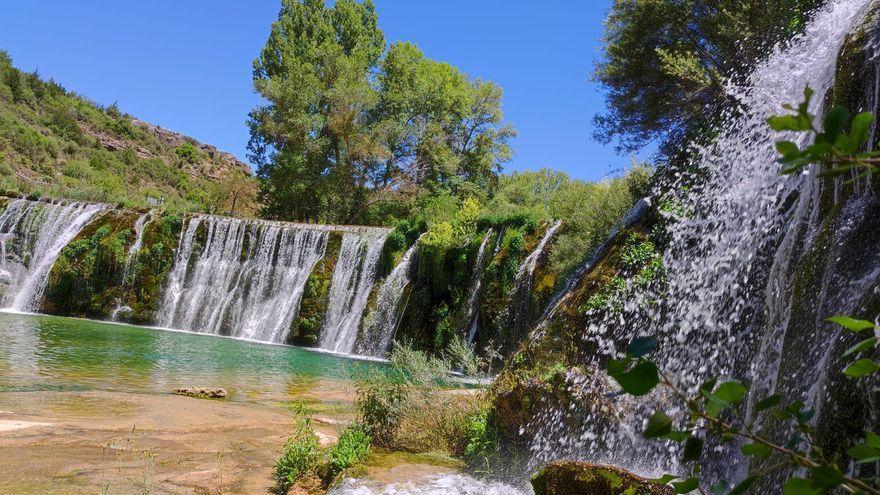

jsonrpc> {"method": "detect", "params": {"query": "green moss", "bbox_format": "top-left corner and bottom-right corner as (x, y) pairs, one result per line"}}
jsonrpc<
(292, 232), (342, 346)
(126, 213), (181, 323)
(42, 210), (139, 318)
(531, 461), (673, 495)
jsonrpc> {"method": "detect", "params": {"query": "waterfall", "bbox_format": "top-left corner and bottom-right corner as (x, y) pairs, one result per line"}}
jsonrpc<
(123, 213), (150, 280)
(501, 220), (562, 344)
(110, 213), (152, 321)
(0, 199), (106, 312)
(319, 229), (389, 354)
(356, 237), (421, 356)
(524, 0), (876, 483)
(158, 215), (330, 343)
(464, 229), (493, 343)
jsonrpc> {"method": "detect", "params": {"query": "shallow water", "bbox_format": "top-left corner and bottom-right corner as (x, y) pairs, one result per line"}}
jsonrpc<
(329, 474), (526, 495)
(0, 311), (380, 403)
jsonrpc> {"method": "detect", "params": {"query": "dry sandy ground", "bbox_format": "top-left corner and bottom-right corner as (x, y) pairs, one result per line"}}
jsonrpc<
(0, 389), (351, 495)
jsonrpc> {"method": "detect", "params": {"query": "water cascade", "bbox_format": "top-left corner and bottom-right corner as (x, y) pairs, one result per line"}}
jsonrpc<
(110, 213), (152, 321)
(464, 229), (493, 343)
(0, 199), (106, 312)
(521, 0), (878, 486)
(319, 229), (390, 354)
(158, 215), (332, 343)
(500, 220), (562, 346)
(357, 237), (422, 356)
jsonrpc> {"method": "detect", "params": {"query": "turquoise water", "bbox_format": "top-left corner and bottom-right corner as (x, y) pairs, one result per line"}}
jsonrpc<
(0, 312), (381, 402)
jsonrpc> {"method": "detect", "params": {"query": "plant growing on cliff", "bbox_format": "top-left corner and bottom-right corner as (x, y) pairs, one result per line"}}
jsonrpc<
(769, 86), (879, 178)
(608, 317), (880, 494)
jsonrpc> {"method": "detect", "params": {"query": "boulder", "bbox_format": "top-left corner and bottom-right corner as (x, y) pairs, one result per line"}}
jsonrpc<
(172, 387), (228, 399)
(531, 461), (674, 495)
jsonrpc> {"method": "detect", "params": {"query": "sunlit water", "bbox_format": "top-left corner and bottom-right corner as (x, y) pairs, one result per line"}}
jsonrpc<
(0, 311), (378, 403)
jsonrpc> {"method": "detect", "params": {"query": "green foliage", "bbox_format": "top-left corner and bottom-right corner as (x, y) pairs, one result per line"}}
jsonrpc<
(326, 423), (371, 477)
(173, 142), (199, 164)
(463, 409), (499, 472)
(770, 87), (880, 179)
(444, 334), (486, 378)
(355, 367), (407, 447)
(250, 0), (513, 224)
(595, 0), (819, 155)
(274, 402), (321, 493)
(607, 313), (880, 495)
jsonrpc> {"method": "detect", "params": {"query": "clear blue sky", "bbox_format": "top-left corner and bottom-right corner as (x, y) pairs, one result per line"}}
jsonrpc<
(0, 1), (645, 182)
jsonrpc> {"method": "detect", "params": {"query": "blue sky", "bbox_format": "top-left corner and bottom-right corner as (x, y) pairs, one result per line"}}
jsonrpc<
(0, 1), (644, 181)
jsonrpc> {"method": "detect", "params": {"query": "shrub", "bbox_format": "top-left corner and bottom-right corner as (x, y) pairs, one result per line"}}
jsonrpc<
(463, 409), (499, 471)
(355, 368), (406, 447)
(326, 423), (371, 478)
(61, 160), (91, 179)
(445, 335), (485, 377)
(274, 402), (321, 493)
(174, 142), (199, 163)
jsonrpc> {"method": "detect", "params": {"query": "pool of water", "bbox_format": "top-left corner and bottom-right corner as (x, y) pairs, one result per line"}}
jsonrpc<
(0, 312), (381, 403)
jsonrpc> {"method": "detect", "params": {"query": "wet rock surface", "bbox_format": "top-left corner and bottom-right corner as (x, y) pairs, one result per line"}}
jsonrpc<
(531, 461), (674, 495)
(172, 387), (228, 399)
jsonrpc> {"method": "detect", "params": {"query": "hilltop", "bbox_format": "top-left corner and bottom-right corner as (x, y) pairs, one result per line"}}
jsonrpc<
(0, 50), (257, 215)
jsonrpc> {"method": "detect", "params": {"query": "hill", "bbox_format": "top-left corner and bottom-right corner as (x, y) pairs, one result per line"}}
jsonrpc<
(0, 50), (257, 215)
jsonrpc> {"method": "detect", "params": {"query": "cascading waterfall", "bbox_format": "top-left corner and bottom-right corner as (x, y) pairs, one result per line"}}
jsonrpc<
(110, 213), (152, 321)
(356, 237), (422, 356)
(523, 0), (877, 486)
(0, 199), (106, 312)
(158, 215), (330, 343)
(464, 229), (493, 343)
(500, 220), (562, 345)
(319, 229), (389, 354)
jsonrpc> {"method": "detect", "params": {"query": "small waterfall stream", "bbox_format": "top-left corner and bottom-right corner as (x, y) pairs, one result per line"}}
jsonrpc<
(110, 213), (152, 321)
(357, 237), (421, 356)
(0, 199), (107, 312)
(464, 229), (493, 343)
(320, 229), (390, 354)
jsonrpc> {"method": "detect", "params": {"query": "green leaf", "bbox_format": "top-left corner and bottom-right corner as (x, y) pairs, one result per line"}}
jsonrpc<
(826, 316), (875, 331)
(867, 431), (880, 449)
(843, 337), (877, 357)
(671, 477), (699, 493)
(842, 111), (875, 153)
(653, 474), (678, 485)
(741, 442), (772, 459)
(755, 394), (782, 412)
(847, 443), (880, 463)
(783, 477), (821, 495)
(768, 115), (810, 132)
(843, 358), (880, 378)
(664, 430), (692, 442)
(714, 381), (748, 404)
(644, 411), (673, 438)
(682, 436), (703, 462)
(822, 106), (850, 143)
(627, 336), (657, 358)
(610, 360), (660, 396)
(776, 140), (800, 158)
(808, 464), (844, 489)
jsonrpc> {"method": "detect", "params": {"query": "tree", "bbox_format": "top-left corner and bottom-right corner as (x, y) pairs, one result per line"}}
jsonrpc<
(248, 0), (514, 225)
(594, 0), (820, 158)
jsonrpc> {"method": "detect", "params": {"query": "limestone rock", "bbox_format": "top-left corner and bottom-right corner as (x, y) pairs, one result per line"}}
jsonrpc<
(531, 461), (674, 495)
(172, 387), (228, 399)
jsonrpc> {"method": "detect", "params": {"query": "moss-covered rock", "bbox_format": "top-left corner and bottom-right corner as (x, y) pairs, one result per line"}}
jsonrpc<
(126, 212), (181, 323)
(41, 209), (139, 318)
(292, 232), (342, 346)
(531, 461), (673, 495)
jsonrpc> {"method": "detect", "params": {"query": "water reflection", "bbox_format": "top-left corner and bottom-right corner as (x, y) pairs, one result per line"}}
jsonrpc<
(0, 312), (381, 402)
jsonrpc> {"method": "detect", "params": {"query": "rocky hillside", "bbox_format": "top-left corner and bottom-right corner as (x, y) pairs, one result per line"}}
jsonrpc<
(0, 50), (257, 215)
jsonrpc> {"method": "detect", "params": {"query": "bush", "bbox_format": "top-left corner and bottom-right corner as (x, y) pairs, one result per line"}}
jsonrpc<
(274, 403), (321, 493)
(445, 335), (485, 377)
(463, 409), (499, 471)
(326, 423), (371, 477)
(61, 160), (91, 179)
(174, 142), (199, 163)
(355, 368), (406, 447)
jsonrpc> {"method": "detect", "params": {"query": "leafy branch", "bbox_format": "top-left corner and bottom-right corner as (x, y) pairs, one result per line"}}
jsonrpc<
(769, 87), (880, 179)
(606, 314), (880, 494)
